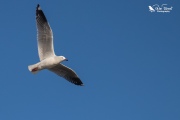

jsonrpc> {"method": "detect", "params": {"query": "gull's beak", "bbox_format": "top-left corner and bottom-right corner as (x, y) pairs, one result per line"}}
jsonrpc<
(65, 58), (68, 61)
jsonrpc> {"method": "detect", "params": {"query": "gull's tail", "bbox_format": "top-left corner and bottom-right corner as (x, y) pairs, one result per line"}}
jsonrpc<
(28, 63), (40, 74)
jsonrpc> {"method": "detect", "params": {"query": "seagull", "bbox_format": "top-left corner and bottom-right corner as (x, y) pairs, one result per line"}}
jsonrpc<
(28, 4), (83, 86)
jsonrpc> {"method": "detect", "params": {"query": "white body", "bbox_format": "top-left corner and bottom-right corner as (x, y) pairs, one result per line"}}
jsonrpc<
(28, 56), (65, 73)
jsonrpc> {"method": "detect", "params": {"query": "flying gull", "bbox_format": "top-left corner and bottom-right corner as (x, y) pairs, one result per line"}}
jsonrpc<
(28, 4), (83, 86)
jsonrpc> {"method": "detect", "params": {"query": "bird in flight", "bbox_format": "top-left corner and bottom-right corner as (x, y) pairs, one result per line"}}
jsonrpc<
(28, 4), (83, 86)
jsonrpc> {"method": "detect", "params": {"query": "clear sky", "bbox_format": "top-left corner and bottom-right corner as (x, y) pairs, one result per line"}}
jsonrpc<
(0, 0), (179, 120)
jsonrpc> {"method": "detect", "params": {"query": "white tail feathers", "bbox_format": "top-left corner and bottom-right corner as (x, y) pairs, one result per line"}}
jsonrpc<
(28, 63), (40, 74)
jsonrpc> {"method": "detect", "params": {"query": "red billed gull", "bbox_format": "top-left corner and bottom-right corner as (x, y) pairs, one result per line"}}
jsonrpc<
(28, 4), (83, 86)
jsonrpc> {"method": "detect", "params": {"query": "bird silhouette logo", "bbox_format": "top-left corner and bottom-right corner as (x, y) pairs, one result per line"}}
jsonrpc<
(148, 6), (155, 12)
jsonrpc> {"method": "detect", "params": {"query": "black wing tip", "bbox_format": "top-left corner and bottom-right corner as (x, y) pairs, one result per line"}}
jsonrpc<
(76, 83), (84, 86)
(37, 4), (40, 10)
(72, 77), (84, 86)
(36, 4), (41, 16)
(36, 4), (48, 22)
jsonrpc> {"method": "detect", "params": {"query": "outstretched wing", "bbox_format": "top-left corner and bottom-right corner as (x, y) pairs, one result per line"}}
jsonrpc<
(48, 64), (83, 86)
(36, 4), (55, 61)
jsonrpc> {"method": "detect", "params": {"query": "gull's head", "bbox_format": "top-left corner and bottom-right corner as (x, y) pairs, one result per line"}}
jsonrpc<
(56, 56), (68, 63)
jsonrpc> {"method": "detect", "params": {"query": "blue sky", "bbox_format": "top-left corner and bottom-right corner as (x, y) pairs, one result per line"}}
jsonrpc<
(0, 0), (179, 120)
